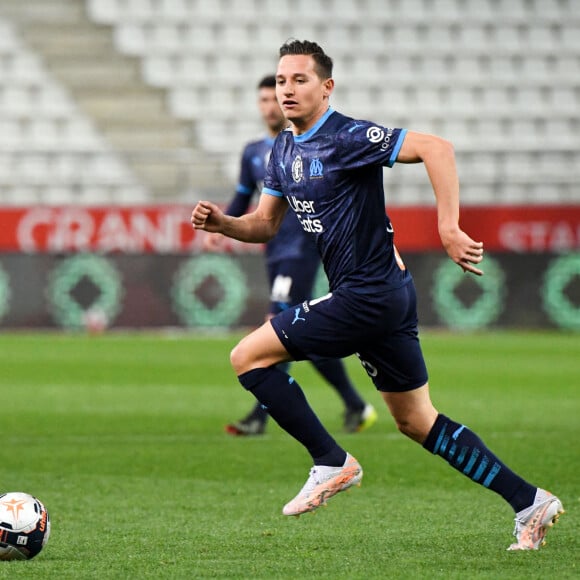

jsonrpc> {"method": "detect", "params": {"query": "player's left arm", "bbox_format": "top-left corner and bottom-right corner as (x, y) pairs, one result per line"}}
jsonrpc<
(395, 130), (484, 276)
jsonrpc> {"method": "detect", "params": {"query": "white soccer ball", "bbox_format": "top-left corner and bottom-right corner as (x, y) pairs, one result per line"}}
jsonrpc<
(0, 492), (50, 560)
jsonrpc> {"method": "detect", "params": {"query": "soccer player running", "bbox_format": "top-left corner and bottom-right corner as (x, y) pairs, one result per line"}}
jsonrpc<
(192, 40), (563, 550)
(204, 74), (377, 435)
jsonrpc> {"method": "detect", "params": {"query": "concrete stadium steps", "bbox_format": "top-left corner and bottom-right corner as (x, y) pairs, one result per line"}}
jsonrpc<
(0, 0), (228, 200)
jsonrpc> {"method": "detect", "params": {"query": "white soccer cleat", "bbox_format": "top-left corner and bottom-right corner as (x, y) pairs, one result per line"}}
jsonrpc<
(282, 453), (363, 516)
(507, 489), (565, 551)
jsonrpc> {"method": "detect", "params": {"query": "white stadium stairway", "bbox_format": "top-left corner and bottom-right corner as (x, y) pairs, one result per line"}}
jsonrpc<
(0, 13), (148, 204)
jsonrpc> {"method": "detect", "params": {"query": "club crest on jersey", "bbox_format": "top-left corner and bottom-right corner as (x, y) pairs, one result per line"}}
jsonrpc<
(309, 157), (324, 179)
(292, 155), (303, 182)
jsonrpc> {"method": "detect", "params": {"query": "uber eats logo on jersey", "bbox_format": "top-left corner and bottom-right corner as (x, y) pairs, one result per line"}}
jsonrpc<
(288, 196), (324, 233)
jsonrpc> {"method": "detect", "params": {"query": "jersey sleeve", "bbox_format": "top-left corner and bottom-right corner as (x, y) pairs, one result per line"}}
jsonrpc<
(225, 191), (252, 217)
(337, 121), (407, 169)
(236, 143), (257, 195)
(262, 138), (284, 197)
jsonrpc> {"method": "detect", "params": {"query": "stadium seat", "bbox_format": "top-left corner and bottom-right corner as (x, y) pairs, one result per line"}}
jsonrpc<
(497, 0), (528, 19)
(219, 0), (262, 22)
(530, 0), (569, 19)
(524, 25), (559, 51)
(259, 0), (293, 22)
(114, 24), (148, 55)
(124, 0), (157, 22)
(142, 55), (175, 87)
(560, 23), (580, 50)
(86, 0), (119, 24)
(8, 185), (40, 203)
(459, 0), (496, 20)
(158, 0), (190, 21)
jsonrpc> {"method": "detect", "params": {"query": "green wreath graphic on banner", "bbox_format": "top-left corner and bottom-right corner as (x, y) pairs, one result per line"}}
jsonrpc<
(0, 262), (11, 322)
(48, 254), (123, 329)
(542, 254), (580, 330)
(432, 257), (505, 330)
(172, 255), (248, 327)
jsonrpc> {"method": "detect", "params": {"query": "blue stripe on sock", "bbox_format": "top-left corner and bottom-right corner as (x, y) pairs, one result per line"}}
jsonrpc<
(447, 443), (457, 461)
(440, 436), (450, 454)
(288, 377), (294, 384)
(455, 446), (468, 467)
(452, 425), (466, 440)
(483, 462), (502, 488)
(433, 424), (447, 455)
(463, 449), (480, 476)
(472, 456), (489, 482)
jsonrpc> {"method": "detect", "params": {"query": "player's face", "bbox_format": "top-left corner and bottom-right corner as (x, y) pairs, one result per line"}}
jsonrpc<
(276, 54), (334, 134)
(258, 87), (286, 135)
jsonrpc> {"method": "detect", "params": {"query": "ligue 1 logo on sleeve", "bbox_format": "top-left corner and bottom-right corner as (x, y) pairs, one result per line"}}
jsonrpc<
(366, 126), (385, 143)
(292, 155), (304, 182)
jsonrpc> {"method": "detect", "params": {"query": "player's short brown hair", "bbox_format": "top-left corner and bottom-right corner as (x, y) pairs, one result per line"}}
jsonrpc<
(279, 39), (333, 79)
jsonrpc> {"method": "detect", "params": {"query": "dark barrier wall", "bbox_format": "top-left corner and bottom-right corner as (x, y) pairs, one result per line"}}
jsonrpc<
(0, 252), (578, 331)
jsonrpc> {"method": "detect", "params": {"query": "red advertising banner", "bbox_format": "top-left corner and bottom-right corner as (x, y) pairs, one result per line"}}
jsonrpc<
(0, 205), (579, 253)
(0, 206), (261, 255)
(390, 205), (580, 253)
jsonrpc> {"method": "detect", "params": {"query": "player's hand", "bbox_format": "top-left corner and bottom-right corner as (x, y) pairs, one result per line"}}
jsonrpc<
(191, 201), (225, 233)
(440, 227), (484, 276)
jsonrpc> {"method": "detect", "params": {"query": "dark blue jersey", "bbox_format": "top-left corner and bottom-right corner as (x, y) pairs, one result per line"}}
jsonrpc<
(233, 136), (318, 265)
(263, 108), (411, 293)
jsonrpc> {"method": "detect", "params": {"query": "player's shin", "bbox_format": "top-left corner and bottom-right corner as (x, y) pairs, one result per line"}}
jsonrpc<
(238, 366), (347, 466)
(423, 414), (537, 513)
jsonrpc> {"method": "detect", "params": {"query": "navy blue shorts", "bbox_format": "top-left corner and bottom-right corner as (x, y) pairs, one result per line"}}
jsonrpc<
(270, 280), (428, 393)
(266, 257), (321, 316)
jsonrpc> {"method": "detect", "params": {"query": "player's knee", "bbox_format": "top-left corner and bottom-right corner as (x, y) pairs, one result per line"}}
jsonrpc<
(229, 341), (249, 375)
(394, 417), (424, 442)
(230, 337), (265, 375)
(393, 412), (435, 444)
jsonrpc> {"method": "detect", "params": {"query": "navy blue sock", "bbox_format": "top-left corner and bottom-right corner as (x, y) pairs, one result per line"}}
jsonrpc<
(311, 357), (366, 411)
(238, 367), (347, 466)
(423, 414), (537, 512)
(245, 362), (291, 424)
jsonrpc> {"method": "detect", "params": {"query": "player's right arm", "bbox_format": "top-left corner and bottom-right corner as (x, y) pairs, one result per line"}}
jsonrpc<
(202, 192), (254, 251)
(192, 193), (288, 243)
(203, 143), (257, 251)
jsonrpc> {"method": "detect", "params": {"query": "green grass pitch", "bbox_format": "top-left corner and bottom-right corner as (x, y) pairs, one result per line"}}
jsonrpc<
(0, 331), (578, 579)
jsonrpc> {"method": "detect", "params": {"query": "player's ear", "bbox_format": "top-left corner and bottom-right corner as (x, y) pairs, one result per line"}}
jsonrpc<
(322, 77), (334, 98)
